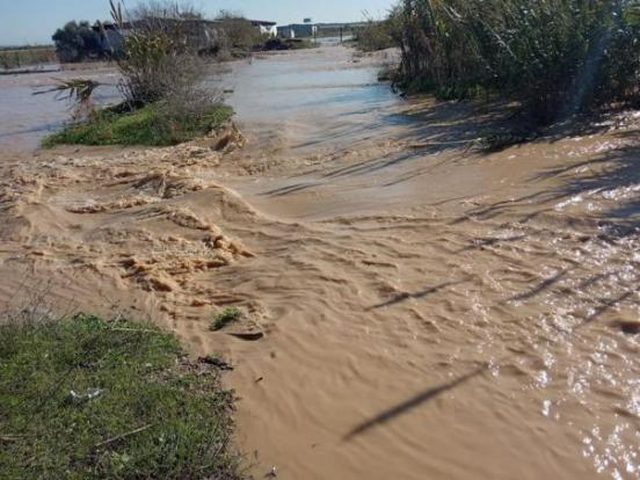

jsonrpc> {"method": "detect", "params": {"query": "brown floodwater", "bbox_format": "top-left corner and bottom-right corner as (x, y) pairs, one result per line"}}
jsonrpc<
(0, 65), (121, 152)
(223, 46), (403, 153)
(0, 45), (639, 479)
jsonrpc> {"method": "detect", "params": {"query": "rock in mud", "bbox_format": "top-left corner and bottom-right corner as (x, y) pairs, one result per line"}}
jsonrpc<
(227, 331), (265, 341)
(198, 356), (234, 371)
(614, 320), (640, 335)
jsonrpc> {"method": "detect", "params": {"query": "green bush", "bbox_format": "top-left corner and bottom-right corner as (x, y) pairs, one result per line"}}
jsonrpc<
(44, 2), (233, 148)
(215, 12), (266, 57)
(111, 2), (215, 106)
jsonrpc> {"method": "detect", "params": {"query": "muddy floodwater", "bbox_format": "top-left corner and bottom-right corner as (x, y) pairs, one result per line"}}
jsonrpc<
(223, 47), (402, 152)
(0, 65), (120, 152)
(1, 45), (640, 479)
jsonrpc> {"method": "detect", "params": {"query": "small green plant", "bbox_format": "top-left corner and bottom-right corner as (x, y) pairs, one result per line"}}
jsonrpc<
(211, 307), (243, 331)
(35, 78), (102, 120)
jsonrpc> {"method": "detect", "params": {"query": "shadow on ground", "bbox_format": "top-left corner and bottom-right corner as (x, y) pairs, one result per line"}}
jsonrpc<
(344, 366), (487, 441)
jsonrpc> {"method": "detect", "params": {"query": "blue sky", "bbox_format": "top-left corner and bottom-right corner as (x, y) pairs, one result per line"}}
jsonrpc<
(0, 0), (397, 46)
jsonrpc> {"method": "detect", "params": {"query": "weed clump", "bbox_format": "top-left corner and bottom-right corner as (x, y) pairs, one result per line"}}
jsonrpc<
(211, 307), (243, 331)
(355, 8), (403, 52)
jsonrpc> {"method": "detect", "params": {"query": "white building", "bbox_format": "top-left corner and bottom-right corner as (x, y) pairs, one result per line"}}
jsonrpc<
(251, 20), (277, 37)
(276, 24), (318, 39)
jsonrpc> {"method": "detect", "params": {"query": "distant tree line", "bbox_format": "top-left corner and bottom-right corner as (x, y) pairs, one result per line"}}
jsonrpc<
(0, 46), (56, 70)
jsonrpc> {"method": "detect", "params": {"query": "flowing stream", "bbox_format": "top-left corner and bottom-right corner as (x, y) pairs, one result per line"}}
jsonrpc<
(1, 45), (639, 479)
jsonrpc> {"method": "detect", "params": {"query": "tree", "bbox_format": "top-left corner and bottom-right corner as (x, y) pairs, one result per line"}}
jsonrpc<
(52, 21), (103, 63)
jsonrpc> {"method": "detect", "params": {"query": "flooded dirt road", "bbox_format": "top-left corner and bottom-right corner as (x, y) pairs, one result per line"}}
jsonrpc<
(1, 46), (639, 479)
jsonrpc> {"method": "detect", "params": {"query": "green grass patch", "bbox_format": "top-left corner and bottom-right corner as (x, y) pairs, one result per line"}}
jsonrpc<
(210, 308), (243, 331)
(0, 314), (243, 479)
(43, 103), (234, 148)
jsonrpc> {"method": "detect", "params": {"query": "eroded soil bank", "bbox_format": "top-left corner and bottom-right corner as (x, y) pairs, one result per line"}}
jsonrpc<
(1, 46), (640, 479)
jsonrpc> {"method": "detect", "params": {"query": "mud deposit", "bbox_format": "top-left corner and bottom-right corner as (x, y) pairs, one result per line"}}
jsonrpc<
(1, 46), (640, 479)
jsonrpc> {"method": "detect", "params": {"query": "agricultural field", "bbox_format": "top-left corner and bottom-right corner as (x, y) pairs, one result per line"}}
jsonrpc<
(0, 46), (57, 70)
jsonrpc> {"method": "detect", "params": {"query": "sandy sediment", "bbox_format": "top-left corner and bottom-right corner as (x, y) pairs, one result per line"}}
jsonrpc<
(0, 130), (258, 331)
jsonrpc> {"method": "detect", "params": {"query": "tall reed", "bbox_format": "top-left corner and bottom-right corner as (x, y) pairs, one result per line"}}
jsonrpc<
(396, 0), (640, 123)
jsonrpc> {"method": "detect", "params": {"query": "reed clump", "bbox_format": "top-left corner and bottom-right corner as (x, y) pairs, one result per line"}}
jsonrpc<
(395, 0), (640, 124)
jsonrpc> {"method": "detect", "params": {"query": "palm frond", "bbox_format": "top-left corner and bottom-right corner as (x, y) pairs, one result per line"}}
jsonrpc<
(34, 79), (101, 104)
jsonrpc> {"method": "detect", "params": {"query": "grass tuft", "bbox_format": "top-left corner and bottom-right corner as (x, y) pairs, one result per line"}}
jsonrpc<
(210, 308), (243, 331)
(43, 103), (234, 148)
(0, 314), (243, 479)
